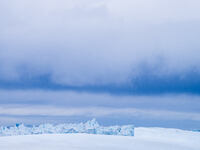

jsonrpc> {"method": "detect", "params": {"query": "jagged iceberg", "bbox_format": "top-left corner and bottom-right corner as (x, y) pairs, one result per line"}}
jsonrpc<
(0, 119), (134, 137)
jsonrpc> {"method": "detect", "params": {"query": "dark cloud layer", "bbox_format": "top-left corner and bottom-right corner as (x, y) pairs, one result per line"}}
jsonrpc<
(0, 72), (200, 95)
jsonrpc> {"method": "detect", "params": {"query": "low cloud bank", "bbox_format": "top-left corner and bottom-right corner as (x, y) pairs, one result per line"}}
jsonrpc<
(0, 90), (200, 125)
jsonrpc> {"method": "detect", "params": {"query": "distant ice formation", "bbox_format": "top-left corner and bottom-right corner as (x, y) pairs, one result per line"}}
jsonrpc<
(0, 119), (134, 136)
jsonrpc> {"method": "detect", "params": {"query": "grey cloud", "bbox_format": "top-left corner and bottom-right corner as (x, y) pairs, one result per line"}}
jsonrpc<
(0, 0), (200, 86)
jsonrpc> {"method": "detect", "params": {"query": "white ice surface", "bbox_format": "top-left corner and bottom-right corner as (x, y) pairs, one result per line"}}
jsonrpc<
(0, 127), (200, 150)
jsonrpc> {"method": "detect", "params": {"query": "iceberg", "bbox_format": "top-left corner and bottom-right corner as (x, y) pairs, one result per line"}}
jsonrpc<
(0, 119), (134, 137)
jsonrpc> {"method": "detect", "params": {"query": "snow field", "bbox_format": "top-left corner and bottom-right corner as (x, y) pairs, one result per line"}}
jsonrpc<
(0, 127), (200, 150)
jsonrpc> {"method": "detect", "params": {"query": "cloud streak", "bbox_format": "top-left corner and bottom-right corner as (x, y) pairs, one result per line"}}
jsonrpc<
(1, 90), (200, 112)
(0, 105), (200, 121)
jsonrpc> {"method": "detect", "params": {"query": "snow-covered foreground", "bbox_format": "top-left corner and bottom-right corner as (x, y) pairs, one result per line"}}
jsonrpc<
(0, 127), (199, 150)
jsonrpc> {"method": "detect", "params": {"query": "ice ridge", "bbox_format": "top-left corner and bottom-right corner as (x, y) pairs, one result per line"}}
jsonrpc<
(0, 119), (134, 137)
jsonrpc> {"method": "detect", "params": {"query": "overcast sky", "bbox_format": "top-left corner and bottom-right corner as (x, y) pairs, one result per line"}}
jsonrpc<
(0, 0), (200, 129)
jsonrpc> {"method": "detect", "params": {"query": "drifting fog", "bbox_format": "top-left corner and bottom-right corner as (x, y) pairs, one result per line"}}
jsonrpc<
(0, 0), (200, 86)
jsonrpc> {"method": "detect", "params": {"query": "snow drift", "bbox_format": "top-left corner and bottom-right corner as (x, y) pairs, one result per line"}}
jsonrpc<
(0, 127), (200, 150)
(0, 119), (134, 136)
